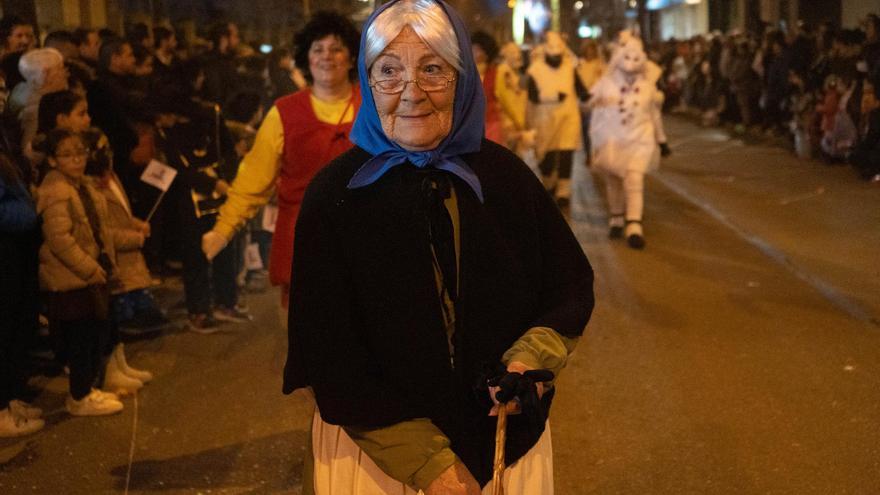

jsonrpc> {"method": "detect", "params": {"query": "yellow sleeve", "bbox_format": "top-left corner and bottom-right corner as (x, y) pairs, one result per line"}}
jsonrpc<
(214, 106), (285, 240)
(495, 66), (526, 131)
(343, 419), (457, 491)
(502, 327), (579, 383)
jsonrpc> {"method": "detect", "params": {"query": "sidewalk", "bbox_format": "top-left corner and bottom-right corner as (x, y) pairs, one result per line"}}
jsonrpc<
(643, 116), (879, 326)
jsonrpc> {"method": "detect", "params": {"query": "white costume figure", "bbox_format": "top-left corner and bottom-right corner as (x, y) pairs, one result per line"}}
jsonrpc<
(589, 32), (668, 249)
(527, 32), (588, 211)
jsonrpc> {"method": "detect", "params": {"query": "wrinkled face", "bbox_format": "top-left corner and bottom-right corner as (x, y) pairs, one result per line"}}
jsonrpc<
(308, 34), (352, 89)
(6, 24), (34, 52)
(50, 136), (89, 180)
(618, 44), (646, 74)
(370, 26), (457, 151)
(58, 100), (91, 133)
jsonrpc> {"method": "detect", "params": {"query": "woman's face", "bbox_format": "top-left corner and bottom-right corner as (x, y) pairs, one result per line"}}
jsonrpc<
(57, 100), (91, 133)
(308, 34), (352, 90)
(369, 26), (457, 152)
(49, 136), (89, 180)
(6, 25), (34, 52)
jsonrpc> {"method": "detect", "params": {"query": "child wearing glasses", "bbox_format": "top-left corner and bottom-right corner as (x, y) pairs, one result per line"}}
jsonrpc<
(36, 129), (125, 416)
(36, 90), (156, 398)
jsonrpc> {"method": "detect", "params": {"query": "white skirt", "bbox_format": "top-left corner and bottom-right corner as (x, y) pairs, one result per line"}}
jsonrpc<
(311, 411), (554, 495)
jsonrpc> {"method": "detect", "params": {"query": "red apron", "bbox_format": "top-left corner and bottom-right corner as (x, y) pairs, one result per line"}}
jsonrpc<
(271, 88), (361, 295)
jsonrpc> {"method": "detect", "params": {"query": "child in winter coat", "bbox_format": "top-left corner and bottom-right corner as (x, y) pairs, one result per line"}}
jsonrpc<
(37, 129), (124, 416)
(38, 90), (156, 395)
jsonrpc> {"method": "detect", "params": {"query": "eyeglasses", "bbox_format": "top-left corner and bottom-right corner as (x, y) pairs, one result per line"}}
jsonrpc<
(55, 149), (90, 160)
(369, 74), (456, 95)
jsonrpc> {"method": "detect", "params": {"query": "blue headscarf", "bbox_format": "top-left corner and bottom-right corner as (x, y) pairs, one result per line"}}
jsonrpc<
(347, 0), (486, 202)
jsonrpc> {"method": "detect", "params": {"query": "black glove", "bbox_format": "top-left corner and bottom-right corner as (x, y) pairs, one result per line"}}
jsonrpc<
(660, 142), (672, 157)
(478, 367), (554, 440)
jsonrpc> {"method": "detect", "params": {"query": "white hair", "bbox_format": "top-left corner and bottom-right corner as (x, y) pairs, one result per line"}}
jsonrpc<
(18, 48), (64, 85)
(364, 0), (462, 72)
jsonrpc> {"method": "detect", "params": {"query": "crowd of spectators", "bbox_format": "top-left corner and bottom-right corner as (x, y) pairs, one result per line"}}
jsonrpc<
(0, 14), (301, 436)
(650, 14), (880, 181)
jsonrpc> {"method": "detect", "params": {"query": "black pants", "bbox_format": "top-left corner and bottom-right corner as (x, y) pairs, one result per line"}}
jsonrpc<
(60, 317), (110, 400)
(0, 230), (40, 409)
(538, 150), (574, 198)
(180, 212), (237, 316)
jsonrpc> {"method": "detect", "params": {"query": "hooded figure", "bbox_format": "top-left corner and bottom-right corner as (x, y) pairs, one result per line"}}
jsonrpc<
(589, 31), (668, 249)
(526, 31), (589, 213)
(283, 1), (594, 493)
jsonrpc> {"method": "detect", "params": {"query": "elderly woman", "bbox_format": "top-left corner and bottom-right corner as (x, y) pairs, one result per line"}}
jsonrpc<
(9, 48), (68, 164)
(284, 1), (594, 494)
(202, 11), (361, 322)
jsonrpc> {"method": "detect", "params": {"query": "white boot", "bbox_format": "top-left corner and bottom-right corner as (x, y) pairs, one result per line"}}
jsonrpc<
(104, 352), (144, 396)
(114, 344), (153, 383)
(0, 407), (44, 437)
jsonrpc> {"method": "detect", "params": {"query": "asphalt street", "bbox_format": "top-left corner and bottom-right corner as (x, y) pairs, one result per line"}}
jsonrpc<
(2, 117), (878, 494)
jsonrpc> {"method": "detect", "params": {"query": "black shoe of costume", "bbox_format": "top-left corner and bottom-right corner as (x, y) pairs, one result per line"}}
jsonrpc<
(609, 226), (624, 239)
(627, 233), (645, 249)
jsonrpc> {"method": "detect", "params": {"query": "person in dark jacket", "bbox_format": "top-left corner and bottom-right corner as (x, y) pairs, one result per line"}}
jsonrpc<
(152, 82), (248, 332)
(284, 1), (594, 493)
(200, 21), (241, 106)
(86, 38), (151, 214)
(0, 152), (44, 437)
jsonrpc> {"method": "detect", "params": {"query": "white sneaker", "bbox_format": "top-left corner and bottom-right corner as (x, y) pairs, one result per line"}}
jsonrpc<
(66, 389), (124, 416)
(114, 344), (153, 383)
(93, 389), (120, 402)
(0, 407), (45, 437)
(104, 355), (144, 395)
(9, 400), (42, 419)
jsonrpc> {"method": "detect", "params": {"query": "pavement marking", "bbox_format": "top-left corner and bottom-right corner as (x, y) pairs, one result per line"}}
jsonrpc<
(653, 172), (879, 328)
(778, 187), (826, 205)
(124, 392), (139, 495)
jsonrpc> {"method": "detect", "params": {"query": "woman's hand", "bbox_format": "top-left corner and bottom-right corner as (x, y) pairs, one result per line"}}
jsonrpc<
(488, 361), (547, 417)
(424, 460), (482, 495)
(201, 230), (229, 261)
(87, 267), (107, 285)
(139, 221), (151, 238)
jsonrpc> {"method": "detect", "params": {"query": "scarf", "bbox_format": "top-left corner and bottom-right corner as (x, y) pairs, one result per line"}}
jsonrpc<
(348, 0), (486, 202)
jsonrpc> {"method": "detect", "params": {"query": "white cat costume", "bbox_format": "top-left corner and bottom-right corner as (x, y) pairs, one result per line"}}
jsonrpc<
(589, 32), (667, 248)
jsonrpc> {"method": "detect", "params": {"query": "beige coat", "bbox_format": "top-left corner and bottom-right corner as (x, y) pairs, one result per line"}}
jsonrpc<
(37, 170), (118, 293)
(93, 173), (152, 294)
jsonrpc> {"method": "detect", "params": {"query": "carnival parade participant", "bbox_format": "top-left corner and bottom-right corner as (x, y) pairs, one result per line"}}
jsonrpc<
(201, 11), (362, 322)
(495, 41), (530, 154)
(526, 31), (589, 213)
(589, 31), (667, 249)
(284, 1), (594, 493)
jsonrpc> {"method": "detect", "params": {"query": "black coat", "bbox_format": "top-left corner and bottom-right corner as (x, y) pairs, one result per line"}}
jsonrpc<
(284, 140), (594, 484)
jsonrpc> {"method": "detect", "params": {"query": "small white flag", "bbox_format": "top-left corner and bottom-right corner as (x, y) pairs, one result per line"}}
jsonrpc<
(140, 159), (178, 192)
(261, 204), (278, 233)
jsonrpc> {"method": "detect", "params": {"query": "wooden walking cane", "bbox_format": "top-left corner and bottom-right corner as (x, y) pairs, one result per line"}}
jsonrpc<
(491, 403), (508, 495)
